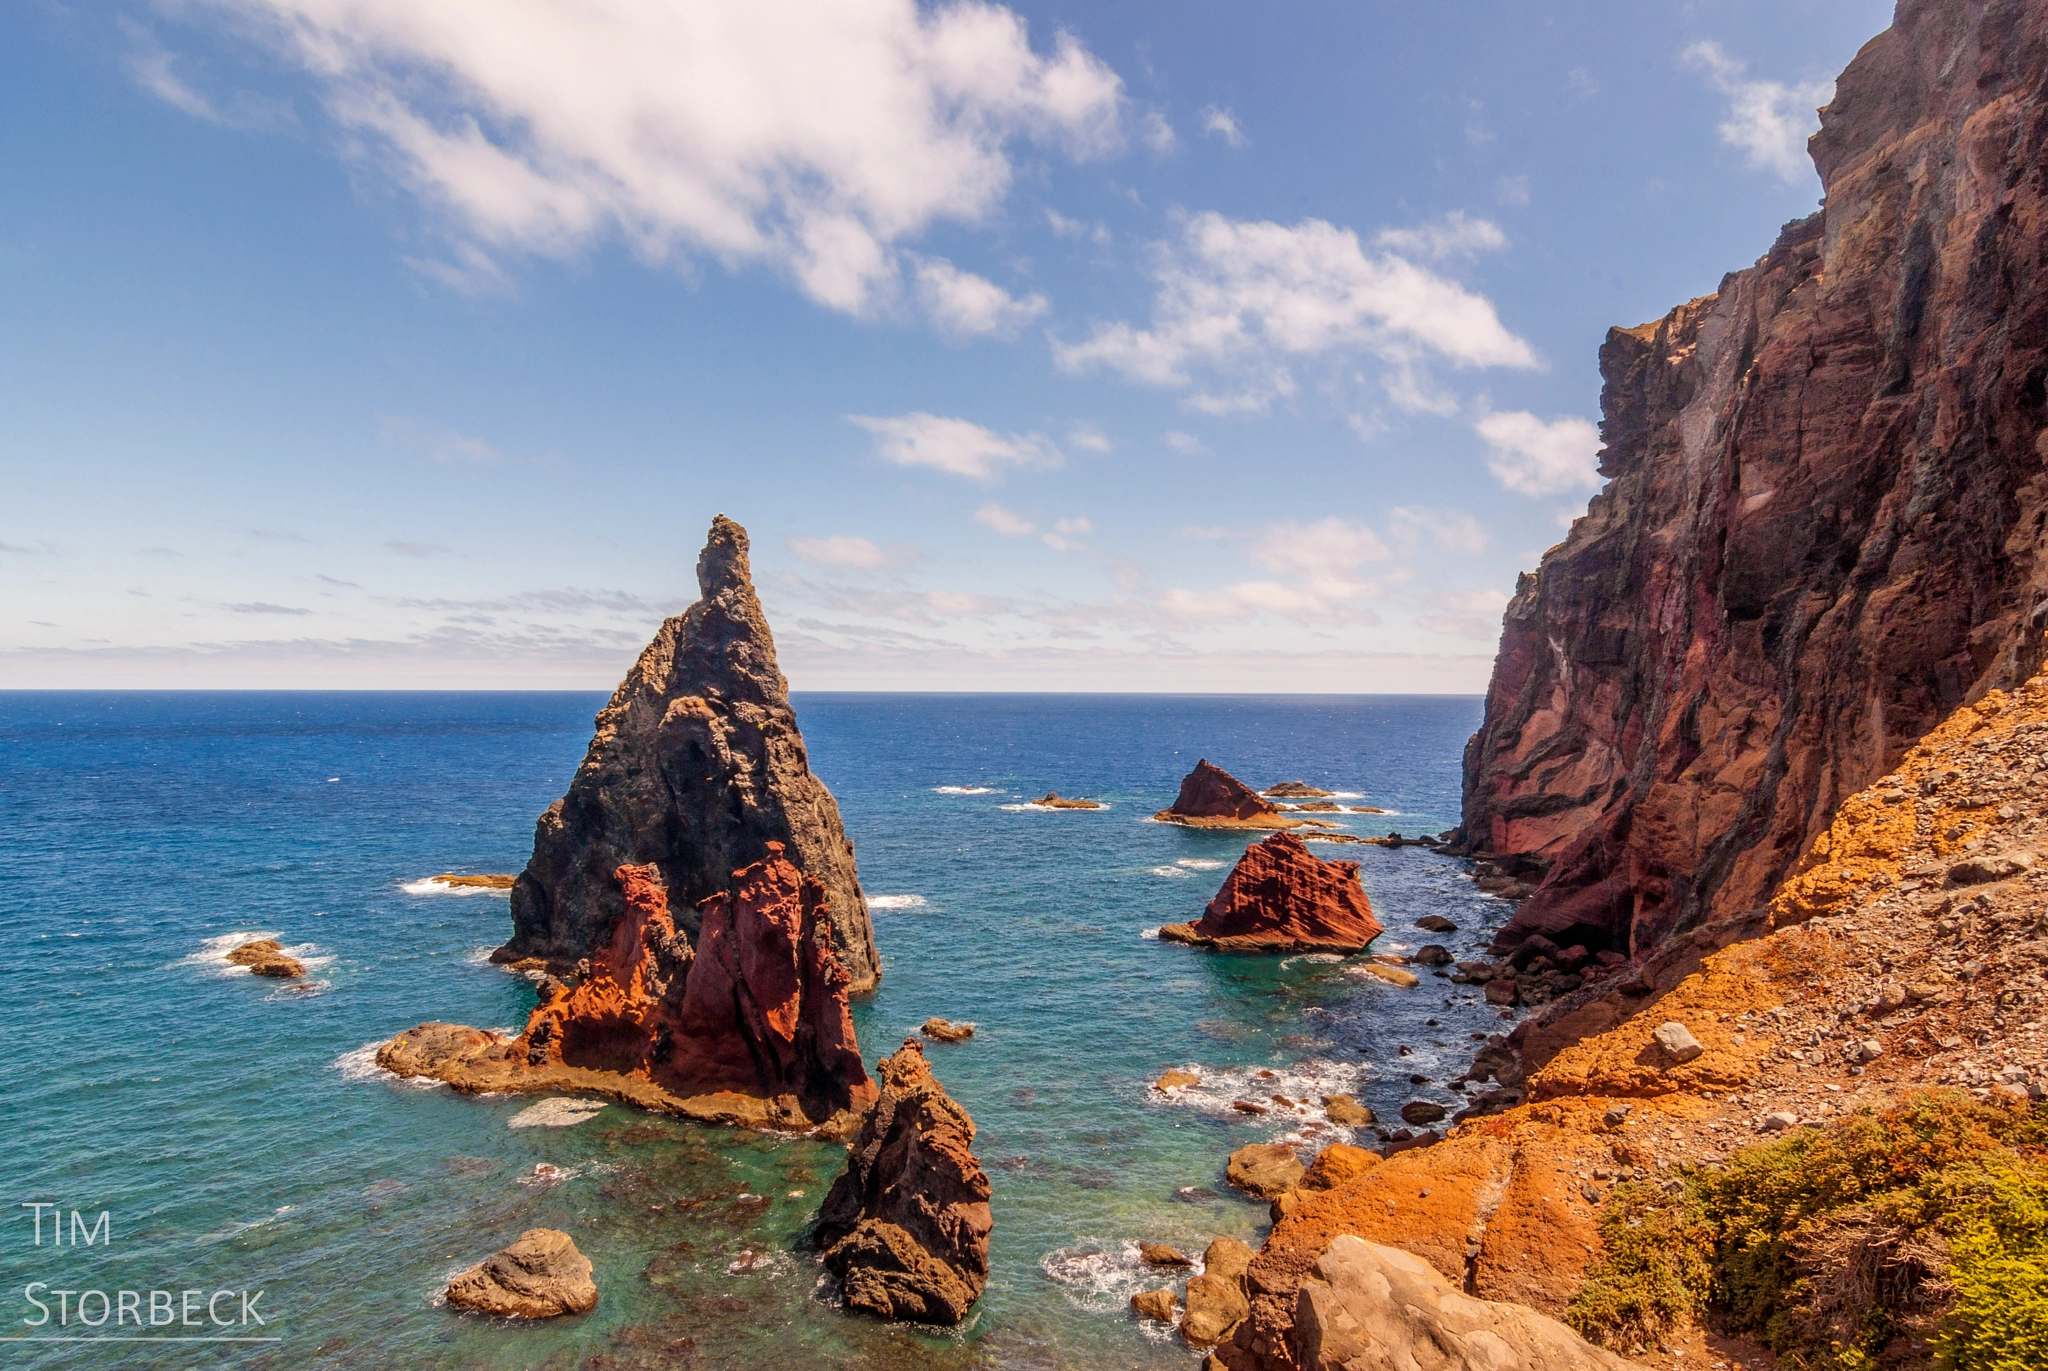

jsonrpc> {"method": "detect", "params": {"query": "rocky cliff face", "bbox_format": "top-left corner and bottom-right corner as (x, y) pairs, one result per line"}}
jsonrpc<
(1159, 832), (1384, 952)
(379, 851), (877, 1132)
(497, 515), (879, 992)
(816, 1039), (993, 1324)
(1464, 0), (2048, 960)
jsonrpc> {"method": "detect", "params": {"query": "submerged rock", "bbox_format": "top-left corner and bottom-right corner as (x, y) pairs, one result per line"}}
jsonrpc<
(1158, 832), (1384, 954)
(378, 853), (876, 1134)
(444, 1228), (597, 1320)
(817, 1040), (992, 1324)
(1155, 1068), (1201, 1091)
(1264, 781), (1336, 798)
(496, 516), (878, 991)
(1155, 761), (1334, 832)
(1293, 1237), (1644, 1370)
(226, 939), (304, 978)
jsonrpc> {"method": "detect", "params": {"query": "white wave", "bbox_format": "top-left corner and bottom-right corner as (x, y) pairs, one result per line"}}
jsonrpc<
(1176, 858), (1227, 870)
(1147, 1057), (1373, 1145)
(401, 877), (511, 896)
(933, 786), (998, 795)
(1140, 927), (1163, 940)
(508, 1098), (606, 1128)
(1280, 954), (1346, 969)
(869, 895), (928, 911)
(175, 931), (280, 975)
(1041, 1239), (1205, 1322)
(333, 1041), (398, 1084)
(1149, 866), (1195, 879)
(518, 1162), (575, 1189)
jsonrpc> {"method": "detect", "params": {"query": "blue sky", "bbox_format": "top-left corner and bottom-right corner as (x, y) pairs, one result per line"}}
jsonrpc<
(1, 0), (1891, 690)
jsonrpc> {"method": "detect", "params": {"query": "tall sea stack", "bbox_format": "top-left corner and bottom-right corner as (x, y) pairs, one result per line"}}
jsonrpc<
(495, 515), (880, 992)
(1463, 0), (2048, 961)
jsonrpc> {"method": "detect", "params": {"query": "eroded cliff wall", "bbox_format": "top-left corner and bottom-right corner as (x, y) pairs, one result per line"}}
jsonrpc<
(1464, 0), (2048, 957)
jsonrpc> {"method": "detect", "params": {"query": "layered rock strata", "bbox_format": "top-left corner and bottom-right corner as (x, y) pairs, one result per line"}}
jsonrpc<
(444, 1229), (597, 1320)
(379, 852), (876, 1133)
(496, 516), (878, 991)
(1221, 668), (2048, 1370)
(1155, 761), (1333, 832)
(1463, 0), (2048, 963)
(1160, 832), (1383, 952)
(816, 1039), (992, 1324)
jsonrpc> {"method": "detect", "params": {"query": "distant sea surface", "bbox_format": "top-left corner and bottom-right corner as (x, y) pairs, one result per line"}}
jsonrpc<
(0, 692), (1511, 1370)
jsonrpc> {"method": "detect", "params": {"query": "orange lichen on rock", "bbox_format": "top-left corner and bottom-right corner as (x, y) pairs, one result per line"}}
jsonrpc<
(378, 847), (876, 1134)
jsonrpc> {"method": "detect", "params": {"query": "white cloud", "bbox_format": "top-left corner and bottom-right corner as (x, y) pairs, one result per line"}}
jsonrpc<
(1162, 430), (1204, 454)
(1161, 577), (1379, 626)
(1475, 410), (1602, 496)
(1201, 106), (1248, 147)
(1388, 506), (1489, 554)
(1140, 110), (1177, 155)
(206, 0), (1126, 314)
(850, 412), (1061, 482)
(1066, 424), (1112, 453)
(1041, 515), (1093, 552)
(910, 255), (1048, 337)
(1052, 517), (1093, 535)
(973, 502), (1037, 536)
(791, 534), (894, 569)
(1373, 211), (1507, 263)
(1250, 518), (1392, 575)
(1681, 41), (1833, 183)
(1053, 211), (1537, 414)
(1429, 587), (1511, 639)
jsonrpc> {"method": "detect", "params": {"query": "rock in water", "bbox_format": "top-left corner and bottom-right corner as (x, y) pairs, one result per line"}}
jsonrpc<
(817, 1040), (992, 1324)
(1462, 0), (2048, 967)
(1159, 832), (1384, 953)
(226, 939), (304, 978)
(921, 1017), (975, 1043)
(379, 853), (877, 1133)
(1226, 1143), (1305, 1199)
(1154, 760), (1336, 832)
(1264, 781), (1335, 798)
(496, 515), (878, 992)
(1293, 1237), (1645, 1370)
(444, 1228), (598, 1320)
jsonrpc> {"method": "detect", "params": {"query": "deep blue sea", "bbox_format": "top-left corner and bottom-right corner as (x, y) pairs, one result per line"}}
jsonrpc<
(0, 692), (1514, 1370)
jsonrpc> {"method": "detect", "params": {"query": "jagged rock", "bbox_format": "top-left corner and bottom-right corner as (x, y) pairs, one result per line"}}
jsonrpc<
(1461, 0), (2048, 965)
(1132, 1288), (1179, 1322)
(1227, 1143), (1305, 1199)
(817, 1040), (991, 1324)
(1292, 1237), (1645, 1370)
(1155, 761), (1331, 832)
(444, 1229), (598, 1320)
(495, 516), (878, 991)
(921, 1017), (975, 1042)
(1158, 833), (1383, 953)
(1264, 781), (1335, 798)
(379, 853), (876, 1133)
(226, 938), (305, 978)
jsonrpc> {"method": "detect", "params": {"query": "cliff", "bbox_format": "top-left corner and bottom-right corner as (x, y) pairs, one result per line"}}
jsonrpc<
(1159, 832), (1384, 952)
(496, 515), (879, 992)
(379, 852), (877, 1133)
(1464, 0), (2048, 961)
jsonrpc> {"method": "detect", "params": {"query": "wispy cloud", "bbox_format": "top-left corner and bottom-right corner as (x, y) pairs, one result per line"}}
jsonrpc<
(849, 412), (1062, 482)
(1201, 106), (1248, 147)
(1682, 41), (1833, 183)
(790, 535), (902, 570)
(909, 256), (1049, 338)
(225, 601), (313, 616)
(378, 414), (508, 464)
(385, 540), (452, 558)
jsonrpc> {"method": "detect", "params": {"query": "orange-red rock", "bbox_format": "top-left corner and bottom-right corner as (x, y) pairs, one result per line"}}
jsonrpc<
(378, 849), (875, 1133)
(1462, 0), (2048, 963)
(1159, 832), (1383, 953)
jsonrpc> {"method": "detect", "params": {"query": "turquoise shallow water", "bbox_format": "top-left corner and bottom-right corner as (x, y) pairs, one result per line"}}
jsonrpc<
(0, 692), (1514, 1369)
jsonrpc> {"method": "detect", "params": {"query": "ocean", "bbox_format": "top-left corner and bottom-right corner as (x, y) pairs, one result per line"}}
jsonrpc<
(0, 691), (1512, 1369)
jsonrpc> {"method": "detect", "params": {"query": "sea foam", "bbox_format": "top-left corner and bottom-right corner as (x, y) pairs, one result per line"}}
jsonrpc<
(933, 786), (998, 795)
(868, 894), (928, 911)
(400, 877), (510, 896)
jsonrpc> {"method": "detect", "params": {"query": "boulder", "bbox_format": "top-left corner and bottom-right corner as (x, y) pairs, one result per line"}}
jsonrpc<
(1399, 1101), (1447, 1126)
(1414, 945), (1454, 966)
(1132, 1288), (1179, 1322)
(1227, 1143), (1305, 1199)
(226, 939), (304, 978)
(378, 854), (877, 1133)
(1321, 1095), (1374, 1126)
(1156, 1069), (1202, 1091)
(444, 1229), (597, 1320)
(1203, 1235), (1254, 1285)
(1141, 1242), (1194, 1268)
(1483, 978), (1519, 1006)
(1360, 964), (1418, 988)
(496, 516), (878, 991)
(1183, 1272), (1251, 1347)
(921, 1017), (975, 1043)
(1652, 1021), (1704, 1065)
(1292, 1237), (1646, 1370)
(1301, 1144), (1380, 1192)
(1158, 833), (1383, 954)
(817, 1040), (991, 1324)
(1415, 915), (1459, 933)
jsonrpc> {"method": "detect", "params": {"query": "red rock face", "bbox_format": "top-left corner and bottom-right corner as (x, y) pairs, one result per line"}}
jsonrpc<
(523, 848), (876, 1124)
(1464, 0), (2048, 958)
(1169, 760), (1281, 820)
(1161, 832), (1383, 952)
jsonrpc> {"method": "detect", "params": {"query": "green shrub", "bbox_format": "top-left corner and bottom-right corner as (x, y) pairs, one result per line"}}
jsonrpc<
(1565, 1179), (1714, 1351)
(1936, 1154), (2048, 1371)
